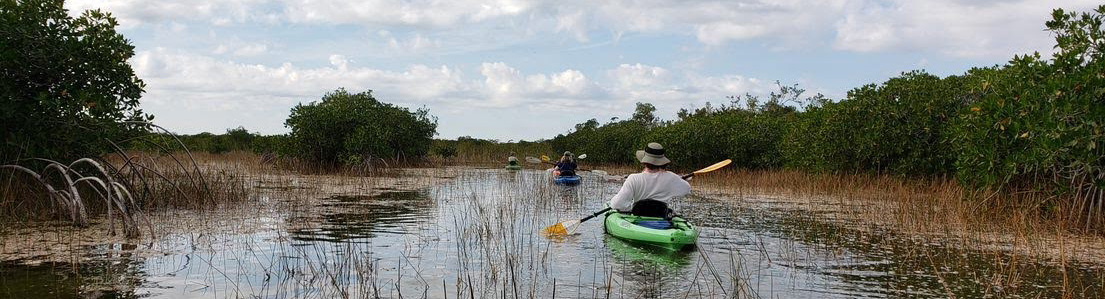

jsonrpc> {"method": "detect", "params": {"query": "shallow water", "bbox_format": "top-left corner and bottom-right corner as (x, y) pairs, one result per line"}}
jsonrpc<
(2, 168), (1103, 298)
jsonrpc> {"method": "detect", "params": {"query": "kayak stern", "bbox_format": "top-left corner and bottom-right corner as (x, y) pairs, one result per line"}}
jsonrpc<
(603, 210), (698, 251)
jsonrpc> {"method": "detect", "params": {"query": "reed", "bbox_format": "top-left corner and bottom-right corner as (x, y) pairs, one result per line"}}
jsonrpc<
(1, 128), (252, 236)
(693, 168), (1105, 264)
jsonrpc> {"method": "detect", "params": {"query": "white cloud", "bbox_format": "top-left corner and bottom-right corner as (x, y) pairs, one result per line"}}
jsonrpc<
(233, 43), (269, 56)
(66, 0), (1101, 58)
(65, 0), (271, 28)
(280, 0), (534, 27)
(833, 0), (1102, 57)
(129, 50), (770, 134)
(132, 48), (467, 103)
(607, 63), (671, 89)
(555, 10), (589, 42)
(384, 33), (440, 52)
(478, 63), (600, 105)
(695, 22), (767, 46)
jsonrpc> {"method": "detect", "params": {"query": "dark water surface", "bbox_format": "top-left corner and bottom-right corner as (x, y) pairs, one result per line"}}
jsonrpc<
(2, 169), (1103, 298)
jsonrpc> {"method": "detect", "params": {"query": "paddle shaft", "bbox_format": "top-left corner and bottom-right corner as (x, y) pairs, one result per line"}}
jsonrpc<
(580, 207), (612, 222)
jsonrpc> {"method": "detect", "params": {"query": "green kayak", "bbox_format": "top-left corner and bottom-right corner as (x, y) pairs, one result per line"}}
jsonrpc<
(603, 209), (698, 250)
(505, 164), (523, 170)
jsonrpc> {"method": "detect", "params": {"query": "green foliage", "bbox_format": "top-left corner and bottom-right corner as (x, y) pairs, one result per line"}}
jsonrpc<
(127, 127), (282, 155)
(550, 103), (657, 164)
(437, 137), (552, 163)
(785, 72), (969, 175)
(653, 84), (807, 169)
(284, 89), (437, 166)
(550, 88), (809, 170)
(250, 134), (289, 155)
(952, 5), (1105, 199)
(432, 142), (457, 160)
(0, 0), (150, 162)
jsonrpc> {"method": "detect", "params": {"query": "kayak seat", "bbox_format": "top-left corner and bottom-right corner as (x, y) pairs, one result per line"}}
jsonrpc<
(630, 199), (674, 219)
(636, 220), (674, 230)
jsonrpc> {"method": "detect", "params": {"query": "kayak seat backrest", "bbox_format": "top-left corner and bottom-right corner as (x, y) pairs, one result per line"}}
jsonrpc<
(630, 199), (673, 219)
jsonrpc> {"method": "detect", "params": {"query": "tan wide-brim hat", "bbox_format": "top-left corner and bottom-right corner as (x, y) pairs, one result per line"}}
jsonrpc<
(635, 142), (671, 166)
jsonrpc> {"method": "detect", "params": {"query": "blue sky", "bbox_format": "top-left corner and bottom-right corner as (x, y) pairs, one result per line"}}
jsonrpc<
(65, 0), (1099, 141)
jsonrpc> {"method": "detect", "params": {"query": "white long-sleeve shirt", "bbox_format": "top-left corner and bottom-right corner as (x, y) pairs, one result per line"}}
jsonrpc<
(609, 171), (691, 211)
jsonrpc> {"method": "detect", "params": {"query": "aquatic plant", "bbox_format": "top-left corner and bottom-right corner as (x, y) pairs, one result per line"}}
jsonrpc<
(2, 158), (143, 237)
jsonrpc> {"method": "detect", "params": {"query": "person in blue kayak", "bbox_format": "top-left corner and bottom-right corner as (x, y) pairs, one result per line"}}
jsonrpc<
(553, 151), (577, 176)
(507, 151), (519, 166)
(609, 142), (691, 218)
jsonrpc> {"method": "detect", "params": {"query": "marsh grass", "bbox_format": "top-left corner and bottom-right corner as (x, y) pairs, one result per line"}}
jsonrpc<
(693, 169), (1105, 272)
(1, 126), (253, 237)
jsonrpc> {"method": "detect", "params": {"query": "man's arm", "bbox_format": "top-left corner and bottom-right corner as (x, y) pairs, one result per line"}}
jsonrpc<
(671, 171), (692, 197)
(609, 176), (636, 211)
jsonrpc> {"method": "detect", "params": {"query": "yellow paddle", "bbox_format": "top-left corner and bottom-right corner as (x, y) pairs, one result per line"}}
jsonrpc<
(542, 159), (733, 236)
(680, 159), (731, 180)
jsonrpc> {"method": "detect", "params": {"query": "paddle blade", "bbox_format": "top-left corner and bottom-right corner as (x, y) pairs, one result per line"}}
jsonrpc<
(540, 155), (551, 162)
(525, 156), (543, 164)
(694, 159), (732, 174)
(542, 219), (580, 236)
(577, 154), (587, 159)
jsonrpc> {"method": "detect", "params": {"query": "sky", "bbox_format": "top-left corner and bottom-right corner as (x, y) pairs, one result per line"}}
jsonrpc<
(64, 0), (1100, 141)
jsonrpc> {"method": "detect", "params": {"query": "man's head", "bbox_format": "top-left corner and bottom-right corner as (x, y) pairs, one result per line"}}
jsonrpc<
(635, 142), (671, 167)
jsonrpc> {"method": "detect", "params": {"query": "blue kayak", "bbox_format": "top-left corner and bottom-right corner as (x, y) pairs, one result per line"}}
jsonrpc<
(554, 175), (582, 185)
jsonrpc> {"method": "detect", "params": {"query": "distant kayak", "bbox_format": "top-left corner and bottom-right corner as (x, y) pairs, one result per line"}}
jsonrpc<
(603, 209), (697, 251)
(505, 164), (522, 170)
(553, 175), (581, 185)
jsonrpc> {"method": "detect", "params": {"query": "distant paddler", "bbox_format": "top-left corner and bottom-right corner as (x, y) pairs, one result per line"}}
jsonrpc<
(552, 151), (578, 177)
(505, 151), (523, 170)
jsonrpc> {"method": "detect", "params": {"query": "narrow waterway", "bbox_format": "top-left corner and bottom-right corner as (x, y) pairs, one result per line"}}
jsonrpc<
(1, 168), (1102, 298)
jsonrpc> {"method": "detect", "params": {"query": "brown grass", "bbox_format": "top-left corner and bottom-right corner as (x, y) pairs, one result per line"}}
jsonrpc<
(0, 150), (253, 237)
(690, 169), (1105, 265)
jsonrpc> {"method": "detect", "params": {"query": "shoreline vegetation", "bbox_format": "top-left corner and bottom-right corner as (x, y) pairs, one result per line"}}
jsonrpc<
(2, 1), (1105, 296)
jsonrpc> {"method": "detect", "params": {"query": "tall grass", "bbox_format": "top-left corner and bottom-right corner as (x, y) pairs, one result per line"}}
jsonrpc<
(693, 169), (1105, 261)
(0, 125), (250, 236)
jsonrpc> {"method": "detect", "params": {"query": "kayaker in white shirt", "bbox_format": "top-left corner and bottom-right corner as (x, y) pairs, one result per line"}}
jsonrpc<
(609, 142), (691, 217)
(507, 151), (519, 166)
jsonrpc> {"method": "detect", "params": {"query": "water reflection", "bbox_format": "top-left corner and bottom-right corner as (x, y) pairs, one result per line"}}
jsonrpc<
(0, 258), (146, 298)
(605, 235), (694, 297)
(287, 191), (434, 243)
